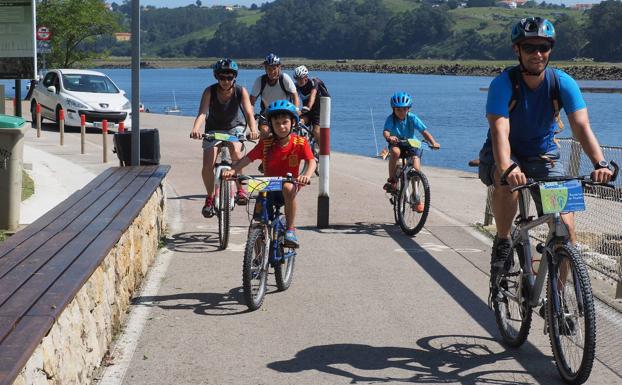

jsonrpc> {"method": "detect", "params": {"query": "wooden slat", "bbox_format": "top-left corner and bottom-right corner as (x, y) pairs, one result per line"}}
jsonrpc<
(0, 167), (119, 258)
(0, 167), (139, 279)
(0, 316), (54, 385)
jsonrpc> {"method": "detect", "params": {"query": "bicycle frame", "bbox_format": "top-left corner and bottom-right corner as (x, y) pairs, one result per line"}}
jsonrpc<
(214, 162), (234, 210)
(252, 192), (296, 266)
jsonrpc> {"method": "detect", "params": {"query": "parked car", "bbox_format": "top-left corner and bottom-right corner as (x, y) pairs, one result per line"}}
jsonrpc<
(30, 69), (131, 130)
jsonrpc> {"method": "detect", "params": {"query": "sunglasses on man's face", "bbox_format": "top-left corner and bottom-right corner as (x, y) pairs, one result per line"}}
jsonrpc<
(520, 43), (552, 54)
(218, 74), (235, 81)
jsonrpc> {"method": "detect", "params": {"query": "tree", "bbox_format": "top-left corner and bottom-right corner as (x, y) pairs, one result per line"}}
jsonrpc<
(37, 0), (120, 68)
(583, 0), (622, 61)
(553, 14), (586, 60)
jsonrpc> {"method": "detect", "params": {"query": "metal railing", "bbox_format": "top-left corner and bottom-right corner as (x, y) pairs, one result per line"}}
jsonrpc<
(484, 138), (622, 297)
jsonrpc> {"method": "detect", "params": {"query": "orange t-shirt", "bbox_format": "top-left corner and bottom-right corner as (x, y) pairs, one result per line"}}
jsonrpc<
(247, 134), (314, 177)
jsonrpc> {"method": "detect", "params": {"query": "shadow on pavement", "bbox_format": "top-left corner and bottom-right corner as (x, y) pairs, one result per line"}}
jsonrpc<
(298, 222), (392, 238)
(267, 335), (531, 384)
(132, 287), (250, 316)
(379, 224), (562, 383)
(164, 231), (220, 253)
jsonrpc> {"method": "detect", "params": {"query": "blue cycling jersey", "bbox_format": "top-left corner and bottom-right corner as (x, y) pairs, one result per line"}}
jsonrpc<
(384, 112), (427, 139)
(485, 68), (586, 157)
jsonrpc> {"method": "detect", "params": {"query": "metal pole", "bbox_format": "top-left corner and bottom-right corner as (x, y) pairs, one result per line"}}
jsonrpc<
(80, 114), (86, 154)
(102, 120), (108, 163)
(317, 97), (331, 228)
(59, 109), (65, 145)
(14, 80), (22, 117)
(131, 0), (141, 166)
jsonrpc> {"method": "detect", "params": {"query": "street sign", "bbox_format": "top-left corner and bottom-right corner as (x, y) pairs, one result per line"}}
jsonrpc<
(36, 26), (51, 41)
(37, 40), (51, 54)
(0, 0), (37, 79)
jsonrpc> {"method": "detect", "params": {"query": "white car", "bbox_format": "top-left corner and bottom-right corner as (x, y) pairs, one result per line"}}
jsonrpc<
(30, 69), (132, 130)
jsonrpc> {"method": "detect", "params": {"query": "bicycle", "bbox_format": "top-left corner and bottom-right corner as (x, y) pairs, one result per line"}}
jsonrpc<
(386, 139), (437, 236)
(202, 132), (250, 250)
(236, 174), (305, 310)
(295, 121), (320, 177)
(490, 161), (619, 385)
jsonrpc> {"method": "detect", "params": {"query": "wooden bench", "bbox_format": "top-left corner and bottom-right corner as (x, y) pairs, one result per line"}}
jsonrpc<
(0, 164), (169, 385)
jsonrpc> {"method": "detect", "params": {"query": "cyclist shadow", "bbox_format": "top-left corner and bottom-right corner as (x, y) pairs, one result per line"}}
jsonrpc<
(132, 287), (250, 316)
(164, 231), (221, 253)
(298, 222), (392, 238)
(168, 194), (205, 201)
(268, 335), (532, 384)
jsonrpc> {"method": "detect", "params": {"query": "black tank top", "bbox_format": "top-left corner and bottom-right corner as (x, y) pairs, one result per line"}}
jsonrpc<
(205, 84), (245, 131)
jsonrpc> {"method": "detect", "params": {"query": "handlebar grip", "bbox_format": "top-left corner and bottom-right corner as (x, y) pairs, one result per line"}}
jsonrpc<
(610, 160), (619, 183)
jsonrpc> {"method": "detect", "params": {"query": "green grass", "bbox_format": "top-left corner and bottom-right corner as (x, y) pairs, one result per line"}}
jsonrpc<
(22, 170), (34, 201)
(0, 231), (6, 242)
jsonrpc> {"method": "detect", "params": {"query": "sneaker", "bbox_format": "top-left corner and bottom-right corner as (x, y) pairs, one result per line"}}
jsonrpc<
(491, 236), (513, 275)
(235, 189), (249, 205)
(415, 201), (425, 213)
(383, 178), (397, 193)
(202, 196), (215, 218)
(284, 228), (299, 248)
(258, 162), (264, 174)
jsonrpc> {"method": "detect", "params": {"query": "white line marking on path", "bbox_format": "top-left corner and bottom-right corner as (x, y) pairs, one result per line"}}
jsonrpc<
(98, 182), (180, 385)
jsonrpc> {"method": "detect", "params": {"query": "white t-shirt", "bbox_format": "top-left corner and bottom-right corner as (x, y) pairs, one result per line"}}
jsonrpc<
(251, 73), (297, 109)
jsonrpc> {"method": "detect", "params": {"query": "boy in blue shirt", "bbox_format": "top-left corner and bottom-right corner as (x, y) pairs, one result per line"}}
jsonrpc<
(383, 91), (440, 210)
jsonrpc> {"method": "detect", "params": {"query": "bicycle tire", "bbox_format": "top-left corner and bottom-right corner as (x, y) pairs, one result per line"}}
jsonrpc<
(218, 176), (231, 250)
(242, 227), (269, 310)
(300, 139), (320, 177)
(274, 222), (296, 291)
(492, 269), (533, 347)
(546, 244), (595, 384)
(396, 169), (430, 235)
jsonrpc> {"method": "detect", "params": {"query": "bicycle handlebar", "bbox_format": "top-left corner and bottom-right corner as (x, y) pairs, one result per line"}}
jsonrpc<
(233, 173), (311, 186)
(502, 160), (619, 192)
(388, 138), (440, 150)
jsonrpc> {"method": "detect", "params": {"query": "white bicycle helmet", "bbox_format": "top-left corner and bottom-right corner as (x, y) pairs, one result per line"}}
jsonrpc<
(294, 65), (309, 79)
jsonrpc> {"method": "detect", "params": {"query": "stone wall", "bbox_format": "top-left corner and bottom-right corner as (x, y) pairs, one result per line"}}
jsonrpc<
(11, 183), (167, 385)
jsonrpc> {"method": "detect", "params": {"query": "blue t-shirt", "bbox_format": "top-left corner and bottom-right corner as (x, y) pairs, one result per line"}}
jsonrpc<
(485, 68), (586, 157)
(384, 112), (427, 139)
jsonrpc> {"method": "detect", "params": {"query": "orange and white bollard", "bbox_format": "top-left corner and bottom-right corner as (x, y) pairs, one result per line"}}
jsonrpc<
(102, 119), (108, 163)
(59, 109), (65, 146)
(36, 103), (41, 138)
(80, 114), (86, 154)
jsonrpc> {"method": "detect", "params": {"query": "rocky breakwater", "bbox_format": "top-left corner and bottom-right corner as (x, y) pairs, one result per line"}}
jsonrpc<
(270, 62), (622, 81)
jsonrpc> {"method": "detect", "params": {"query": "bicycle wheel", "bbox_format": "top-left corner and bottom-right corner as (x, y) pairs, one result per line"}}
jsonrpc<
(242, 227), (269, 310)
(274, 222), (296, 291)
(396, 169), (430, 235)
(546, 244), (595, 384)
(492, 269), (533, 347)
(218, 175), (231, 250)
(300, 138), (320, 177)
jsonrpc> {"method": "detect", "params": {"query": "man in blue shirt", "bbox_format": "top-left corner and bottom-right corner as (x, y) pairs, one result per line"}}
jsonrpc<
(478, 17), (613, 275)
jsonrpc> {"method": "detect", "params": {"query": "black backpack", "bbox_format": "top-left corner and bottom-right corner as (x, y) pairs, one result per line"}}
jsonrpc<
(507, 65), (564, 134)
(258, 74), (295, 109)
(312, 77), (330, 97)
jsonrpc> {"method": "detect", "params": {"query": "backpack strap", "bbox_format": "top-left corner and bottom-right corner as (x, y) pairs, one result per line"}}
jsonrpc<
(259, 74), (292, 110)
(548, 67), (564, 134)
(507, 65), (521, 114)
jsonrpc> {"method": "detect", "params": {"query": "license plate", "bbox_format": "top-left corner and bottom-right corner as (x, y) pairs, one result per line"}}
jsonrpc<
(539, 180), (585, 214)
(94, 121), (117, 129)
(247, 177), (283, 192)
(407, 138), (422, 148)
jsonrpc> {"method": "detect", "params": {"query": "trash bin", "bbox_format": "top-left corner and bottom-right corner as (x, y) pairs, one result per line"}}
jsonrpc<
(0, 114), (27, 231)
(113, 128), (160, 166)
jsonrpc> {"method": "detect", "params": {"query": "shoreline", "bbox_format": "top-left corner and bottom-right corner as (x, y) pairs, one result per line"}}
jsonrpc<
(93, 59), (622, 81)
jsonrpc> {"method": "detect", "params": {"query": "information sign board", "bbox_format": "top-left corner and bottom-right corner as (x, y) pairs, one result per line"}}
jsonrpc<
(0, 0), (37, 79)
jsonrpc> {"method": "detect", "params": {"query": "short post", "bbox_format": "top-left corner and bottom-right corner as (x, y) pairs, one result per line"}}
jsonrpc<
(36, 103), (41, 138)
(59, 109), (65, 146)
(118, 121), (125, 134)
(317, 96), (331, 228)
(80, 114), (86, 154)
(102, 120), (108, 163)
(616, 281), (622, 300)
(484, 186), (494, 226)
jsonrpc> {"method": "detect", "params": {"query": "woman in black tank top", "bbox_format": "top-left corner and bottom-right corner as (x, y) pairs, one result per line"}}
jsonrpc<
(189, 59), (259, 217)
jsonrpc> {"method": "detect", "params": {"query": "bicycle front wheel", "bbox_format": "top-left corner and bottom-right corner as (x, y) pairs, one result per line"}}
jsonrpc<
(242, 227), (269, 310)
(274, 223), (296, 291)
(396, 169), (430, 235)
(546, 244), (595, 384)
(218, 176), (232, 250)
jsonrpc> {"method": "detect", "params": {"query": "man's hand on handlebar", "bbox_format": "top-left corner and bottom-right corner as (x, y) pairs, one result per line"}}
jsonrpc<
(591, 167), (613, 184)
(190, 127), (202, 139)
(502, 164), (527, 187)
(297, 174), (311, 185)
(386, 136), (398, 145)
(222, 169), (236, 179)
(248, 129), (260, 141)
(429, 141), (441, 150)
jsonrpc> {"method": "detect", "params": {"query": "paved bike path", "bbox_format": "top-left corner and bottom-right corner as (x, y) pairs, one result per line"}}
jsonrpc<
(17, 111), (621, 385)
